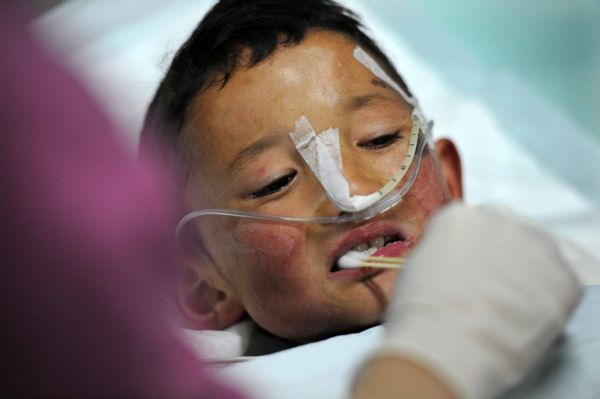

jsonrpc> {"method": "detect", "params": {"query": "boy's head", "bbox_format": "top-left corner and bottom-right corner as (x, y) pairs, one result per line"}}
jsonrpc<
(144, 0), (462, 341)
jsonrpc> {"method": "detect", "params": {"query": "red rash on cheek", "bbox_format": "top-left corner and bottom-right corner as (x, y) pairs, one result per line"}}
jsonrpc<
(229, 223), (315, 338)
(233, 222), (302, 258)
(411, 156), (452, 217)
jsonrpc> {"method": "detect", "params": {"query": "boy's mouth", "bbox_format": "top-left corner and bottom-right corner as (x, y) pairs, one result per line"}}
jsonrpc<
(330, 235), (401, 272)
(328, 224), (411, 278)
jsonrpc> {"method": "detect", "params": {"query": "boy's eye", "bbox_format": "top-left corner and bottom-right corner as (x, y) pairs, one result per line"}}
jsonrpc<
(249, 172), (297, 199)
(358, 131), (402, 150)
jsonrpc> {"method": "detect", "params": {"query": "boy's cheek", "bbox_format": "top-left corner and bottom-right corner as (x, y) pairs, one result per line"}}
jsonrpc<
(244, 277), (336, 340)
(410, 158), (452, 219)
(225, 225), (331, 335)
(387, 158), (452, 247)
(232, 222), (303, 258)
(237, 251), (326, 334)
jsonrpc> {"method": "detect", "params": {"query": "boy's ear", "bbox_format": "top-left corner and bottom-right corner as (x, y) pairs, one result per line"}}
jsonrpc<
(434, 138), (463, 200)
(177, 265), (245, 330)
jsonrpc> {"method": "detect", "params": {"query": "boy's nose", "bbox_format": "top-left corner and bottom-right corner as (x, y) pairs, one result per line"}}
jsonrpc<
(343, 158), (384, 198)
(313, 158), (385, 216)
(316, 196), (346, 219)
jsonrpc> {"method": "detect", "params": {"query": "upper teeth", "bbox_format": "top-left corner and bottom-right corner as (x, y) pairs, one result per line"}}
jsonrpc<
(353, 236), (388, 253)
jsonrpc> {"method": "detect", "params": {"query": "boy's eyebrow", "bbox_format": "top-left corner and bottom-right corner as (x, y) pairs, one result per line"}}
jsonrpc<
(347, 75), (410, 110)
(347, 91), (400, 111)
(222, 133), (283, 177)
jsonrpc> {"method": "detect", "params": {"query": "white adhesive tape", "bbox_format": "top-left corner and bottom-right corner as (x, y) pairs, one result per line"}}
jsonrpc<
(289, 116), (379, 212)
(287, 47), (425, 213)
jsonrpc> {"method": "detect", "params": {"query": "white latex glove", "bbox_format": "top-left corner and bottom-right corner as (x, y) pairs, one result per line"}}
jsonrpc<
(374, 203), (583, 399)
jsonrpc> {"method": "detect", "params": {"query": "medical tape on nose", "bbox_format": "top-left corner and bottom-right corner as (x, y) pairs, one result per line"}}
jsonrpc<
(288, 47), (425, 213)
(289, 116), (379, 212)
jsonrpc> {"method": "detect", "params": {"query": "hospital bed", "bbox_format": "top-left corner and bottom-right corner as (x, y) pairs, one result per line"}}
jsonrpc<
(219, 287), (600, 399)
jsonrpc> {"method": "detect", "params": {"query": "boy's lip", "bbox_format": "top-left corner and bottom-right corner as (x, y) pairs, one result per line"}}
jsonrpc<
(327, 221), (412, 280)
(326, 266), (384, 281)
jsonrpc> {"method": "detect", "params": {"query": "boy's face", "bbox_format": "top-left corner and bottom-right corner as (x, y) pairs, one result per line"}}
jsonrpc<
(181, 30), (461, 340)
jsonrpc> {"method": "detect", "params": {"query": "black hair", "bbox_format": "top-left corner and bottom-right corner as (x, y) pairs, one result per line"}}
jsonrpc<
(142, 0), (411, 156)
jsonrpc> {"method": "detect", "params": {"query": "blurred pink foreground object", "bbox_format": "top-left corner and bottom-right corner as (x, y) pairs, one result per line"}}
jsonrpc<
(0, 5), (244, 398)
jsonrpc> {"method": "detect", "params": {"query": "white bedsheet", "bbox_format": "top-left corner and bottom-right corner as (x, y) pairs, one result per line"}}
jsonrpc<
(218, 286), (600, 399)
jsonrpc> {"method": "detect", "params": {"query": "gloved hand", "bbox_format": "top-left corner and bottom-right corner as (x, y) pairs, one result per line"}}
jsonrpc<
(373, 203), (583, 399)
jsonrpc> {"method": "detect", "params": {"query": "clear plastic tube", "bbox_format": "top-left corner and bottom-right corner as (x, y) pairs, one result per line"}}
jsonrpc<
(175, 123), (430, 240)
